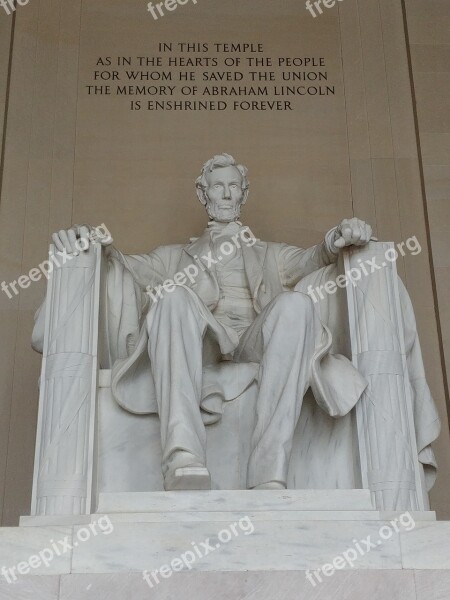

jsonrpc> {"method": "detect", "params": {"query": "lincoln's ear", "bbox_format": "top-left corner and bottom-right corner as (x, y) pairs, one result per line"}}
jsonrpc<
(241, 188), (249, 205)
(196, 186), (207, 206)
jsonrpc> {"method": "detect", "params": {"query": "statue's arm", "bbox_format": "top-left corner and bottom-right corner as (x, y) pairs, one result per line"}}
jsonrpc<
(31, 225), (169, 354)
(106, 245), (168, 291)
(278, 218), (373, 287)
(278, 228), (339, 287)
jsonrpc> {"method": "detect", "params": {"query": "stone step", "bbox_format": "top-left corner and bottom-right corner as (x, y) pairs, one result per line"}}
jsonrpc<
(97, 489), (374, 514)
(7, 518), (450, 577)
(20, 509), (436, 527)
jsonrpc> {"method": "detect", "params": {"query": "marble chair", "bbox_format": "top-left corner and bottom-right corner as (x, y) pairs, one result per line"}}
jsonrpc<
(30, 241), (435, 516)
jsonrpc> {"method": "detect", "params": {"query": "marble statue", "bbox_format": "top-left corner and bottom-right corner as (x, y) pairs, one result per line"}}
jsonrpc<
(32, 153), (440, 509)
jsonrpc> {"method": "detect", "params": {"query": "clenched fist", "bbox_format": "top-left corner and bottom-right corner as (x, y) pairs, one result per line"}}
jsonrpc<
(331, 218), (373, 251)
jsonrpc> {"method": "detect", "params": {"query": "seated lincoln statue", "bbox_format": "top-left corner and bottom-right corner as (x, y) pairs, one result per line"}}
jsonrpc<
(33, 153), (440, 498)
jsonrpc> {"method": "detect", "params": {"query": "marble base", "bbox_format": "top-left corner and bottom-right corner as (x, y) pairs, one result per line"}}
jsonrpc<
(20, 510), (437, 527)
(20, 489), (436, 527)
(97, 488), (376, 512)
(6, 520), (450, 572)
(2, 570), (450, 600)
(6, 492), (448, 599)
(9, 501), (448, 574)
(3, 499), (450, 598)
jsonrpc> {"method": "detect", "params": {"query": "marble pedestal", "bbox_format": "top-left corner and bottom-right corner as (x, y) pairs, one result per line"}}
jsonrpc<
(1, 491), (448, 599)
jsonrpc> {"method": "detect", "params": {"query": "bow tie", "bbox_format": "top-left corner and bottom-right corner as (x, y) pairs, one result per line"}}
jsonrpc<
(208, 220), (243, 242)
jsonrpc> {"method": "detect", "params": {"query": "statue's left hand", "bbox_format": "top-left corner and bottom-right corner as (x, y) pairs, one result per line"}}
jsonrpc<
(52, 224), (113, 256)
(332, 218), (373, 250)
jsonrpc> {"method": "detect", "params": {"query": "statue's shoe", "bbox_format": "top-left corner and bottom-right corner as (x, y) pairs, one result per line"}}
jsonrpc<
(164, 466), (211, 491)
(251, 481), (286, 490)
(164, 450), (211, 491)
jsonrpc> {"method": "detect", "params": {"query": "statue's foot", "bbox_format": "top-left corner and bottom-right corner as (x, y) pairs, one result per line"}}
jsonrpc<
(164, 450), (211, 491)
(164, 467), (211, 491)
(251, 481), (286, 490)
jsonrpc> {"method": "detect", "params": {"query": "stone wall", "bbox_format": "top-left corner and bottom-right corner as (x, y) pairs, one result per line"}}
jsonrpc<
(405, 0), (450, 414)
(0, 0), (449, 524)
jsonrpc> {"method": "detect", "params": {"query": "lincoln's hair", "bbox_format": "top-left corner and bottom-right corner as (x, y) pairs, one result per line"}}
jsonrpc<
(195, 153), (249, 192)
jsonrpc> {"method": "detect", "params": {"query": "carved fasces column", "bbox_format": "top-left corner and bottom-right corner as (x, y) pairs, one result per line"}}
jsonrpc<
(344, 242), (428, 511)
(31, 243), (103, 516)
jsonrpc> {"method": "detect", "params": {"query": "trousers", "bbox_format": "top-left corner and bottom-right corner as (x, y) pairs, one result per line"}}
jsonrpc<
(146, 285), (319, 487)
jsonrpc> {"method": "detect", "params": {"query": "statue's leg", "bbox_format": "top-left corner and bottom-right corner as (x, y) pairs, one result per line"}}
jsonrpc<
(146, 286), (211, 489)
(235, 291), (318, 489)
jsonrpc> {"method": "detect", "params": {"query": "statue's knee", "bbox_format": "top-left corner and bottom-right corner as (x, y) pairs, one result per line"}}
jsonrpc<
(268, 292), (315, 335)
(273, 291), (314, 317)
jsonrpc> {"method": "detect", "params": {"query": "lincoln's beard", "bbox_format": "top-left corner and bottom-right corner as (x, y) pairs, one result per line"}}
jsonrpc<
(205, 202), (242, 223)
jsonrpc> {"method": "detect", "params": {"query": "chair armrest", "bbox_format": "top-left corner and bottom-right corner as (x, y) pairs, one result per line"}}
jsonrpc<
(31, 242), (105, 516)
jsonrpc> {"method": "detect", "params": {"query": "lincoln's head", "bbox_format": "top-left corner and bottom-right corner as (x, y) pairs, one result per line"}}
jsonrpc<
(195, 153), (249, 223)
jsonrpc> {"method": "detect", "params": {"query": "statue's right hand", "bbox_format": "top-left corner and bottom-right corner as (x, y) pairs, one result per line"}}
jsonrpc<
(51, 225), (94, 256)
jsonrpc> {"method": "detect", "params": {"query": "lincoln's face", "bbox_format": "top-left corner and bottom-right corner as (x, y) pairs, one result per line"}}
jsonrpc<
(202, 166), (247, 223)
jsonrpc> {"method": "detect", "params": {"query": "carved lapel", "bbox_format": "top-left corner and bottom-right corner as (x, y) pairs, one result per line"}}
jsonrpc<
(181, 229), (219, 305)
(241, 238), (268, 300)
(183, 229), (214, 269)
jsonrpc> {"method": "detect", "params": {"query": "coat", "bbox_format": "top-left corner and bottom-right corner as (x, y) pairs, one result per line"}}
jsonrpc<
(109, 226), (368, 422)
